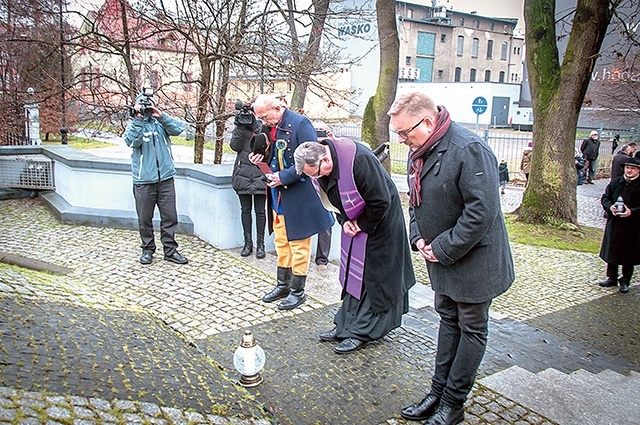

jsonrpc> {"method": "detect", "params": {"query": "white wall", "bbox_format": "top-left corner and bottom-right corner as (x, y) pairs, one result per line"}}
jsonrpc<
(397, 82), (521, 125)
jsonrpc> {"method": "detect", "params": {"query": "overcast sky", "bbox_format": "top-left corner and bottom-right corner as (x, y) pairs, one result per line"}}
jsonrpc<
(443, 0), (525, 30)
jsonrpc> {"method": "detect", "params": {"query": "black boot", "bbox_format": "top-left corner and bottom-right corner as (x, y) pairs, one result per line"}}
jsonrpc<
(256, 235), (265, 259)
(278, 274), (307, 310)
(262, 267), (291, 303)
(240, 234), (253, 257)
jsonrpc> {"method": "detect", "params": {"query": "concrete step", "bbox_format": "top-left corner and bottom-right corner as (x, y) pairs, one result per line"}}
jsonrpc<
(479, 366), (640, 425)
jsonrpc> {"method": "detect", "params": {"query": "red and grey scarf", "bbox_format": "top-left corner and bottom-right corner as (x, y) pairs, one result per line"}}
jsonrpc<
(408, 106), (451, 207)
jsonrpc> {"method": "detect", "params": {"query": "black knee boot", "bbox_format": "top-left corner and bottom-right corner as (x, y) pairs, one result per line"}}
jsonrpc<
(256, 234), (265, 259)
(262, 267), (291, 302)
(278, 274), (307, 310)
(241, 233), (253, 257)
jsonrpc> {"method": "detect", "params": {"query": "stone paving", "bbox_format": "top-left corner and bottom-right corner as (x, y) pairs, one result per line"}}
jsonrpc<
(0, 175), (638, 424)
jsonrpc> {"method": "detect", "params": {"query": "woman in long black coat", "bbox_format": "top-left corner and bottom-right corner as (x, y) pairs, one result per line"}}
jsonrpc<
(230, 118), (267, 258)
(599, 158), (640, 293)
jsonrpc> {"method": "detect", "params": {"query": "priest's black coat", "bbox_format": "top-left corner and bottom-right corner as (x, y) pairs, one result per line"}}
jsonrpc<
(316, 139), (416, 314)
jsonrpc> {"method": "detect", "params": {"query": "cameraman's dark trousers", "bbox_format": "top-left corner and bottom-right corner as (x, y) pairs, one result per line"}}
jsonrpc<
(134, 178), (179, 256)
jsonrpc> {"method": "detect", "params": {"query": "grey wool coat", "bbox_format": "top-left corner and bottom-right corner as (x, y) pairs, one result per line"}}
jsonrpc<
(409, 122), (514, 303)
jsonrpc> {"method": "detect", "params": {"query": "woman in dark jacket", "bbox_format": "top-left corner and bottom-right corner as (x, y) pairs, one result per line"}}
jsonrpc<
(230, 117), (267, 258)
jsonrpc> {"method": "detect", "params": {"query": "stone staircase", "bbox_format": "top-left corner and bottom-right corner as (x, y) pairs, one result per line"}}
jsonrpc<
(479, 366), (640, 425)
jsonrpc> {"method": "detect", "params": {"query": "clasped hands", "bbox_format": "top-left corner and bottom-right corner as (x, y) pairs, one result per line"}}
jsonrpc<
(343, 219), (361, 237)
(416, 238), (439, 263)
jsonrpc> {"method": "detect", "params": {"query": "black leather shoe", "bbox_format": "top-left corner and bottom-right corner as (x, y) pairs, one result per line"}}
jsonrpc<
(139, 252), (153, 265)
(400, 394), (440, 421)
(319, 327), (339, 342)
(333, 337), (367, 354)
(620, 281), (630, 293)
(424, 404), (464, 425)
(164, 252), (188, 264)
(598, 278), (618, 287)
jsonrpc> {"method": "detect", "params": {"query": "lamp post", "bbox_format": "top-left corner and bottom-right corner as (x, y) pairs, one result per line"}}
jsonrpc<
(233, 330), (266, 387)
(59, 0), (68, 144)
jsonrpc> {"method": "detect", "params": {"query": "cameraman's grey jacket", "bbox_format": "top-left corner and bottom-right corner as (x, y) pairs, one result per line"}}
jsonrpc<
(409, 122), (514, 303)
(124, 113), (185, 184)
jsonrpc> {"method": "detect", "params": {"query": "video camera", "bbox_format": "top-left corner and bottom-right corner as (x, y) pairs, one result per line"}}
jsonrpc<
(234, 100), (255, 126)
(130, 87), (155, 118)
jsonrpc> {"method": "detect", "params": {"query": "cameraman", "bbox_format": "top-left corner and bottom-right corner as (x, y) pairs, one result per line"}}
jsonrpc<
(230, 101), (267, 259)
(124, 90), (188, 265)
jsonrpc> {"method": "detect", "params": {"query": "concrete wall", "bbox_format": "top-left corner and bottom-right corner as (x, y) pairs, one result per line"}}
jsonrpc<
(0, 145), (342, 259)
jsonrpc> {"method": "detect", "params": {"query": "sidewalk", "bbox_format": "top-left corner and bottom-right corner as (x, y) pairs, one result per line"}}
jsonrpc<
(1, 144), (638, 424)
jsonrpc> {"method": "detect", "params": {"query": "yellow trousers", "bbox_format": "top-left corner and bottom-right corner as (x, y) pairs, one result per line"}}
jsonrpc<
(273, 212), (312, 276)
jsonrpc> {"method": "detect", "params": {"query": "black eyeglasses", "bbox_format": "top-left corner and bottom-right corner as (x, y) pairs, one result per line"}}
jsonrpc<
(392, 116), (427, 139)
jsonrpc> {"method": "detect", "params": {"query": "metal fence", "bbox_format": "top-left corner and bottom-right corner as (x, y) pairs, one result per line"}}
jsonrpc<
(1, 132), (29, 146)
(329, 123), (629, 179)
(0, 154), (55, 190)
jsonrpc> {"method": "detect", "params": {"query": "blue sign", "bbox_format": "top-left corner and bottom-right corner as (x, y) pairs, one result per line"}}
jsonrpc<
(472, 96), (488, 115)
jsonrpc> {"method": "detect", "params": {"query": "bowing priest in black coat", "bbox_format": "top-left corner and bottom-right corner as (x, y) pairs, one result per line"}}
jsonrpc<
(294, 138), (415, 354)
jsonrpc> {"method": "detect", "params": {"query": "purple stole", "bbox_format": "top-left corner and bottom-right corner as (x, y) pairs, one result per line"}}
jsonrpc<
(332, 138), (367, 300)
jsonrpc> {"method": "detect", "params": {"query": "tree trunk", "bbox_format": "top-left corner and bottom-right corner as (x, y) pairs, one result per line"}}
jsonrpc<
(519, 0), (612, 225)
(361, 0), (398, 170)
(289, 0), (330, 111)
(194, 56), (212, 165)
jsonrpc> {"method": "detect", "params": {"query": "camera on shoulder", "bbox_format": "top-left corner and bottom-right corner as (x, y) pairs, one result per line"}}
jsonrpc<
(234, 100), (255, 126)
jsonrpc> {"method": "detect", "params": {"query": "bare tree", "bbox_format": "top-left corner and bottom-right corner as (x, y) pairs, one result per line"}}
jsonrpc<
(361, 0), (398, 162)
(0, 0), (76, 141)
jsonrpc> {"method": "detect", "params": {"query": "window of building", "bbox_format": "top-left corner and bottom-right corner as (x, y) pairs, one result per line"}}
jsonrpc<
(149, 70), (160, 88)
(501, 42), (508, 60)
(470, 68), (476, 82)
(489, 22), (494, 31)
(459, 17), (465, 26)
(472, 38), (479, 58)
(487, 40), (493, 59)
(499, 71), (505, 83)
(440, 34), (446, 42)
(408, 8), (413, 19)
(484, 70), (491, 82)
(417, 32), (436, 55)
(181, 71), (193, 91)
(457, 36), (464, 56)
(454, 67), (462, 82)
(474, 20), (480, 29)
(504, 25), (510, 33)
(406, 56), (411, 65)
(437, 69), (443, 78)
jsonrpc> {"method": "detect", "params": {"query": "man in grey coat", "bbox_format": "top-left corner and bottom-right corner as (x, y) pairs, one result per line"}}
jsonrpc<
(389, 91), (514, 425)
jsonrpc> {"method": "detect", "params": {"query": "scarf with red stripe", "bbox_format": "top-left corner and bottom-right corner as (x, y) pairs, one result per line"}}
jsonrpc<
(408, 106), (451, 207)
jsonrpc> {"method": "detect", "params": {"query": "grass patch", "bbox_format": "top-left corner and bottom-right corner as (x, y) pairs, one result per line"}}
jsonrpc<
(42, 135), (117, 150)
(503, 213), (603, 254)
(171, 136), (235, 154)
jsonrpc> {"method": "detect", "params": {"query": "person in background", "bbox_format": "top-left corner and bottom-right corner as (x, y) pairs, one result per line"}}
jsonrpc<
(249, 94), (334, 310)
(611, 134), (620, 154)
(311, 120), (335, 270)
(498, 159), (509, 195)
(575, 150), (586, 186)
(388, 91), (514, 425)
(610, 142), (637, 181)
(598, 157), (640, 294)
(520, 142), (533, 186)
(230, 101), (267, 259)
(581, 130), (601, 184)
(294, 139), (415, 354)
(124, 90), (188, 265)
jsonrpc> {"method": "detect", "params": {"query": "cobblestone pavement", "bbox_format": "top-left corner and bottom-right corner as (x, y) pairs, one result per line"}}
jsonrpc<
(0, 177), (638, 424)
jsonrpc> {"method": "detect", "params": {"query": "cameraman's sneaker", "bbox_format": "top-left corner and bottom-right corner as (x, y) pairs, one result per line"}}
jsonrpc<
(164, 252), (188, 264)
(619, 281), (630, 293)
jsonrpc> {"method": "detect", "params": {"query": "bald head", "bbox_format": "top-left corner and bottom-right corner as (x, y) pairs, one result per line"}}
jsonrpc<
(253, 94), (285, 126)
